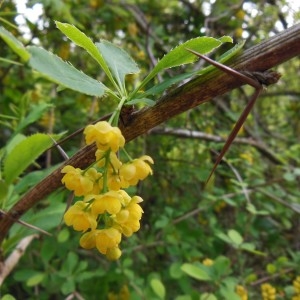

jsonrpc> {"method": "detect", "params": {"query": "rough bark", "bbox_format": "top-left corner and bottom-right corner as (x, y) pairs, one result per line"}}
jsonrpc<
(0, 23), (299, 245)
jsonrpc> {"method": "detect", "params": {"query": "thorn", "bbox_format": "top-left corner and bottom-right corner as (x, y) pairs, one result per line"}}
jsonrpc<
(48, 135), (69, 161)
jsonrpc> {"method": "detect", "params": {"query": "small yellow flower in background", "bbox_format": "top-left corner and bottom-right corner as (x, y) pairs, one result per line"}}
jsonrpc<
(261, 283), (276, 300)
(108, 285), (130, 300)
(236, 285), (248, 300)
(61, 165), (100, 196)
(64, 201), (97, 232)
(202, 258), (214, 266)
(293, 276), (300, 295)
(84, 121), (125, 152)
(95, 227), (122, 255)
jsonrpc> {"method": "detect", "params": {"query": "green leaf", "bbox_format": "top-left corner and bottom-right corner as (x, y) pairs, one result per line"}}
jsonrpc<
(135, 36), (232, 93)
(142, 41), (244, 98)
(1, 294), (17, 300)
(150, 278), (166, 299)
(61, 279), (75, 295)
(169, 262), (184, 279)
(24, 202), (66, 232)
(125, 98), (155, 107)
(55, 21), (114, 85)
(64, 252), (79, 275)
(0, 26), (30, 62)
(14, 103), (53, 135)
(200, 293), (217, 300)
(14, 165), (58, 195)
(219, 36), (234, 43)
(212, 256), (231, 278)
(96, 40), (140, 89)
(228, 229), (243, 246)
(181, 263), (212, 281)
(28, 46), (106, 97)
(240, 243), (266, 256)
(216, 232), (232, 244)
(26, 272), (45, 287)
(220, 279), (241, 300)
(142, 72), (192, 96)
(0, 179), (9, 203)
(57, 228), (70, 243)
(246, 203), (269, 215)
(3, 133), (62, 184)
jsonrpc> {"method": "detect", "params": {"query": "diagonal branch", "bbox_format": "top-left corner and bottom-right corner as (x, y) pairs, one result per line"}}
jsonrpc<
(149, 127), (283, 165)
(0, 23), (299, 246)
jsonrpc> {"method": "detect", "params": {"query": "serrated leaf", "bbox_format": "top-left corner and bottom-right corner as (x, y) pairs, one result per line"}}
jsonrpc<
(219, 36), (233, 43)
(150, 278), (166, 299)
(181, 263), (212, 281)
(133, 36), (232, 95)
(96, 40), (140, 90)
(154, 36), (226, 70)
(55, 21), (114, 84)
(0, 26), (30, 62)
(142, 41), (244, 98)
(28, 46), (106, 97)
(228, 229), (243, 246)
(3, 133), (62, 184)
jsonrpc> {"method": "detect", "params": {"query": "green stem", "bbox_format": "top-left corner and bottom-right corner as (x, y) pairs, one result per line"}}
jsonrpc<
(109, 96), (128, 126)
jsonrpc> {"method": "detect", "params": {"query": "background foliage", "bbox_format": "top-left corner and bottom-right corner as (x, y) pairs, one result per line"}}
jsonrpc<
(0, 0), (299, 299)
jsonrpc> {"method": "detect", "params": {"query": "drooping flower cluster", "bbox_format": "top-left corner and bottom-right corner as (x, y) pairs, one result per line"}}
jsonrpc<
(61, 121), (153, 260)
(293, 276), (300, 300)
(261, 283), (276, 300)
(236, 285), (248, 300)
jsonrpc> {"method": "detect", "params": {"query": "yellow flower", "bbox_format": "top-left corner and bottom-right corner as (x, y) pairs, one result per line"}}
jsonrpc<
(95, 227), (122, 254)
(90, 191), (123, 215)
(61, 165), (100, 196)
(80, 230), (97, 249)
(64, 201), (97, 232)
(261, 283), (276, 300)
(95, 149), (122, 170)
(236, 285), (248, 300)
(120, 155), (154, 187)
(84, 121), (125, 152)
(106, 247), (122, 260)
(202, 258), (214, 266)
(293, 276), (300, 294)
(114, 195), (143, 237)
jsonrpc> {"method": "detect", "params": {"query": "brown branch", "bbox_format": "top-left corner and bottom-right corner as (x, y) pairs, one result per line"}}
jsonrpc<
(0, 23), (299, 246)
(0, 234), (38, 286)
(149, 127), (283, 164)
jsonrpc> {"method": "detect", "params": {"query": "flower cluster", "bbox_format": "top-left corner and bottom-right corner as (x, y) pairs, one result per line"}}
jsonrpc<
(293, 276), (300, 300)
(261, 283), (276, 300)
(61, 121), (153, 260)
(236, 285), (248, 300)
